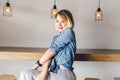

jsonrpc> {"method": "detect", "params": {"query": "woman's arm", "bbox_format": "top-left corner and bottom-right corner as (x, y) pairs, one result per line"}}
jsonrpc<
(35, 60), (51, 80)
(32, 49), (54, 70)
(41, 60), (51, 74)
(39, 49), (54, 64)
(33, 49), (53, 80)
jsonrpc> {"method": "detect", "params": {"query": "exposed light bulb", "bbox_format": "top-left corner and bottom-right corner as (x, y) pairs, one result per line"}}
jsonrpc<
(52, 8), (57, 15)
(96, 11), (102, 18)
(5, 6), (11, 12)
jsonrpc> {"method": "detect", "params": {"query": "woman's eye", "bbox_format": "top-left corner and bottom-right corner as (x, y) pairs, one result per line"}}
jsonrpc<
(56, 20), (59, 23)
(62, 20), (66, 23)
(62, 21), (65, 23)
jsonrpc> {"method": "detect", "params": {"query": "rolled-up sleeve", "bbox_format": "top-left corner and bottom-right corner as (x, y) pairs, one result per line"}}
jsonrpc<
(49, 29), (73, 55)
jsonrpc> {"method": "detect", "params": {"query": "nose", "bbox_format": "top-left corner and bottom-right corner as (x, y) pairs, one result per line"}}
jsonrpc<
(58, 22), (62, 26)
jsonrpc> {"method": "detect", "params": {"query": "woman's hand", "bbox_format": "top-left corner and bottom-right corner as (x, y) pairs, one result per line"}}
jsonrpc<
(32, 64), (39, 70)
(35, 71), (48, 80)
(35, 60), (50, 80)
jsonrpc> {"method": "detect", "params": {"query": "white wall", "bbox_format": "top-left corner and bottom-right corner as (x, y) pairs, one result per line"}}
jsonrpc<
(0, 0), (120, 49)
(0, 0), (120, 80)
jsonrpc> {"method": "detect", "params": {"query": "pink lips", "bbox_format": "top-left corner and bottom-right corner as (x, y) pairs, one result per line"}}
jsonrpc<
(58, 26), (63, 30)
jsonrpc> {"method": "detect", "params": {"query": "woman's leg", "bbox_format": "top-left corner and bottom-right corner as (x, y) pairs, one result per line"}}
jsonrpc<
(18, 69), (41, 80)
(50, 69), (76, 80)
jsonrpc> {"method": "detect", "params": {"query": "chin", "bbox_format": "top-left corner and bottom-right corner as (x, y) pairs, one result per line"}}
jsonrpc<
(56, 28), (63, 32)
(58, 29), (63, 32)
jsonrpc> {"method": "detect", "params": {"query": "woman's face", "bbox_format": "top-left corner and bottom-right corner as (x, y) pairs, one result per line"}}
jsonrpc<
(55, 14), (67, 32)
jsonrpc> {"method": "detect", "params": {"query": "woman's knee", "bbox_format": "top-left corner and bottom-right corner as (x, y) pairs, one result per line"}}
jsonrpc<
(19, 69), (34, 80)
(20, 69), (33, 76)
(19, 69), (41, 80)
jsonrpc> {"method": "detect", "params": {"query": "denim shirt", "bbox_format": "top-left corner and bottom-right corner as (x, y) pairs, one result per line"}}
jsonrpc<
(49, 28), (76, 73)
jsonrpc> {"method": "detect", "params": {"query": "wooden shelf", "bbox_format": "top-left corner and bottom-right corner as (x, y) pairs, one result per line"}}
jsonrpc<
(0, 47), (120, 61)
(75, 49), (120, 61)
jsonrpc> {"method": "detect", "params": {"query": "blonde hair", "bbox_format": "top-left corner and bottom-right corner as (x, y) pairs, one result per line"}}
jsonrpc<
(55, 9), (74, 29)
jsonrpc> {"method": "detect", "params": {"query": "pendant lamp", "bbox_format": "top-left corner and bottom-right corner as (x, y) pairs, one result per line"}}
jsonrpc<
(51, 0), (58, 18)
(95, 0), (103, 21)
(3, 0), (12, 17)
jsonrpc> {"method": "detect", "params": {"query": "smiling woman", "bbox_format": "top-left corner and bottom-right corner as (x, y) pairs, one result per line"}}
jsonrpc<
(18, 9), (77, 80)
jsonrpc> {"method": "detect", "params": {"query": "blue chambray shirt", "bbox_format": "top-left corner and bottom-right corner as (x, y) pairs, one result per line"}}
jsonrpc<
(49, 28), (76, 73)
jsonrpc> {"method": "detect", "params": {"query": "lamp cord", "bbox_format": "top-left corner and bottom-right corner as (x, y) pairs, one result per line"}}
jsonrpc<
(54, 0), (56, 5)
(7, 0), (9, 3)
(98, 0), (100, 8)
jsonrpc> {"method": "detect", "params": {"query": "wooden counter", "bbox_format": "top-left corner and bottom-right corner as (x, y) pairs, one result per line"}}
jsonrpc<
(75, 49), (120, 61)
(0, 47), (45, 60)
(0, 47), (120, 61)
